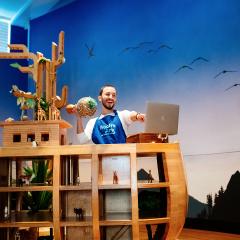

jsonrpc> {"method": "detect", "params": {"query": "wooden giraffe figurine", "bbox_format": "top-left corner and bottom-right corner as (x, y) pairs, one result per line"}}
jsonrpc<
(51, 97), (61, 120)
(113, 171), (119, 184)
(37, 98), (46, 121)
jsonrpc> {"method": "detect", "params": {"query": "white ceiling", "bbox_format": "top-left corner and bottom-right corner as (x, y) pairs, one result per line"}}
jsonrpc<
(0, 0), (76, 28)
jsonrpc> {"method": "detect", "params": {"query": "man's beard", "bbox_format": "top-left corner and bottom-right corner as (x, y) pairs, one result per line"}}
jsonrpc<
(102, 101), (115, 110)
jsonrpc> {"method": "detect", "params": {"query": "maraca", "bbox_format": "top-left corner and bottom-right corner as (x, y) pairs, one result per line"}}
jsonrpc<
(66, 97), (97, 117)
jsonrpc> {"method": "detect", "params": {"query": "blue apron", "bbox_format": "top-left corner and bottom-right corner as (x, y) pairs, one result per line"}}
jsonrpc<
(92, 110), (126, 144)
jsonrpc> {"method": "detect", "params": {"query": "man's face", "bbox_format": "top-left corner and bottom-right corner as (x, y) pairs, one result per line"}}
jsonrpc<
(99, 86), (117, 110)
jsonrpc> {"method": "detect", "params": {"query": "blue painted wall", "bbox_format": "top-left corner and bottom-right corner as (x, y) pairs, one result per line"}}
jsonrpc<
(0, 26), (28, 142)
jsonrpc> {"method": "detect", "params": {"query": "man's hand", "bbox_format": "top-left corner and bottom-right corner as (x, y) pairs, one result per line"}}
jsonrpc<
(130, 111), (145, 122)
(136, 112), (145, 122)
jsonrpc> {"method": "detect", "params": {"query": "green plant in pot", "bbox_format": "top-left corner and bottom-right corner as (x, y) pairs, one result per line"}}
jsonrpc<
(23, 159), (53, 212)
(16, 160), (53, 239)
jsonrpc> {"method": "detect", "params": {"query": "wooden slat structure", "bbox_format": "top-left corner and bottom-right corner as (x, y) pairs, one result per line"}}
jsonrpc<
(0, 143), (188, 239)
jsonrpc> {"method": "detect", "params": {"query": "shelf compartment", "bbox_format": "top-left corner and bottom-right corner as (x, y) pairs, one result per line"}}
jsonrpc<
(99, 189), (132, 222)
(60, 190), (92, 221)
(137, 152), (167, 184)
(98, 154), (131, 185)
(138, 188), (168, 219)
(60, 155), (92, 186)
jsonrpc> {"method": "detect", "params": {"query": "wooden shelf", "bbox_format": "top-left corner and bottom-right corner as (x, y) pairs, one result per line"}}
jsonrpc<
(98, 184), (131, 190)
(60, 183), (92, 191)
(0, 186), (53, 192)
(137, 182), (170, 189)
(100, 219), (132, 226)
(0, 221), (53, 228)
(138, 217), (170, 225)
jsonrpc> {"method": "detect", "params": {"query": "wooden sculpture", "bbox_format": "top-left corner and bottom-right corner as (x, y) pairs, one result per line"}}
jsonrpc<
(0, 31), (68, 120)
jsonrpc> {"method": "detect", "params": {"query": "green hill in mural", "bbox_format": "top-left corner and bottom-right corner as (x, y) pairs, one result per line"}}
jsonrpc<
(211, 170), (240, 223)
(187, 195), (207, 218)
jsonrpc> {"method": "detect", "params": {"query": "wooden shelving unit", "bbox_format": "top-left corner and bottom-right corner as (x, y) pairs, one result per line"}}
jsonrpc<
(0, 143), (187, 240)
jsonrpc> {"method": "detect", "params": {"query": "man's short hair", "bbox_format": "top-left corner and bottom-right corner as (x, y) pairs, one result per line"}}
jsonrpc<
(99, 84), (116, 96)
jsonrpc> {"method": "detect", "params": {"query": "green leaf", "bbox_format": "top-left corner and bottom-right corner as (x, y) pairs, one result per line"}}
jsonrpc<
(10, 62), (22, 68)
(23, 159), (53, 211)
(17, 97), (25, 106)
(26, 98), (36, 109)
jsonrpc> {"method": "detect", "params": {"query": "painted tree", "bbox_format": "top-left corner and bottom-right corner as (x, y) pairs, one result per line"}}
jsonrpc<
(206, 193), (213, 218)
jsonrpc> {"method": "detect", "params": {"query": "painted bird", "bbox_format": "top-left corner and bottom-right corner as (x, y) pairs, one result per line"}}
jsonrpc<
(120, 46), (139, 53)
(190, 57), (208, 65)
(214, 70), (237, 79)
(158, 44), (173, 50)
(224, 83), (240, 91)
(137, 41), (154, 47)
(175, 65), (193, 73)
(85, 44), (95, 58)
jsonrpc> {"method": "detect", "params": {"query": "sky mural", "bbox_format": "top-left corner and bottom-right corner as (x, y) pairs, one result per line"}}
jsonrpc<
(0, 0), (239, 205)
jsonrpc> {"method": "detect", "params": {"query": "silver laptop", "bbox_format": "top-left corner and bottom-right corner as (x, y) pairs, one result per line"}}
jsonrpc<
(144, 102), (179, 135)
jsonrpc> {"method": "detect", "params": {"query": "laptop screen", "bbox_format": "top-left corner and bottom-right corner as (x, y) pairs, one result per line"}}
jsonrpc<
(144, 102), (179, 135)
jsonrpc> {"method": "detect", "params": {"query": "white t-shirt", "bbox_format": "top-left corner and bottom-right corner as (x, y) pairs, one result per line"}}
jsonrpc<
(77, 110), (133, 144)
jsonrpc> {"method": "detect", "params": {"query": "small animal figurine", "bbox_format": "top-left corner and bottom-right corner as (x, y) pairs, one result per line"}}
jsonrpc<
(36, 98), (46, 121)
(32, 140), (38, 147)
(75, 176), (80, 185)
(21, 175), (31, 185)
(148, 170), (154, 183)
(51, 97), (61, 120)
(16, 178), (25, 187)
(113, 171), (118, 184)
(4, 206), (8, 219)
(15, 230), (21, 240)
(74, 208), (83, 219)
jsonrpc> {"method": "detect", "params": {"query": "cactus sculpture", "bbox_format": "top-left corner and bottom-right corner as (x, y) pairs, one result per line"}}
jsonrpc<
(0, 31), (68, 120)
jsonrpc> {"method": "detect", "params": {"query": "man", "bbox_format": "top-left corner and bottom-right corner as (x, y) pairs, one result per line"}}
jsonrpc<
(76, 84), (145, 144)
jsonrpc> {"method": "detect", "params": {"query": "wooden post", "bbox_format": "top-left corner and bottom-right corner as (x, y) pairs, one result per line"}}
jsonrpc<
(53, 155), (61, 240)
(92, 154), (100, 240)
(130, 152), (139, 239)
